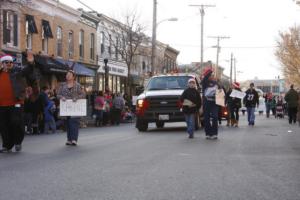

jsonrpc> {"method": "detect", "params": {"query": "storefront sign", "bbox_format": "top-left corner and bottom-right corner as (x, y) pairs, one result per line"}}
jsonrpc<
(98, 62), (128, 77)
(60, 99), (87, 116)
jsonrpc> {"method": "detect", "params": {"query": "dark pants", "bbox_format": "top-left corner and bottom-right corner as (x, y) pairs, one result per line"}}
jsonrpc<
(230, 106), (239, 121)
(66, 117), (80, 142)
(112, 108), (122, 125)
(288, 107), (297, 124)
(0, 106), (25, 150)
(95, 110), (103, 126)
(203, 100), (219, 136)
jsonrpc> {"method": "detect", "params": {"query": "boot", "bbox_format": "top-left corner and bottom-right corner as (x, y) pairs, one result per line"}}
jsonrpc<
(235, 120), (239, 127)
(226, 118), (230, 126)
(231, 119), (235, 126)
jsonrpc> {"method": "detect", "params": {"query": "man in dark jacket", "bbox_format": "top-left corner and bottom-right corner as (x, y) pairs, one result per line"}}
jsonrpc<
(201, 68), (220, 139)
(0, 53), (34, 152)
(284, 84), (299, 124)
(180, 78), (201, 138)
(243, 83), (259, 126)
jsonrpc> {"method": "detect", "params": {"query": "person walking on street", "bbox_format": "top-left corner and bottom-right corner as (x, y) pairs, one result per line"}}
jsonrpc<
(57, 70), (86, 146)
(243, 83), (259, 126)
(180, 78), (201, 138)
(227, 82), (242, 127)
(0, 53), (35, 153)
(264, 92), (273, 118)
(112, 93), (125, 125)
(43, 99), (56, 134)
(284, 84), (299, 124)
(94, 91), (105, 127)
(201, 68), (220, 139)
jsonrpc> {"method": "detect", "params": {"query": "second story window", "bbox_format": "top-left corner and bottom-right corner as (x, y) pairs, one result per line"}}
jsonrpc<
(100, 31), (105, 54)
(3, 11), (18, 47)
(108, 34), (112, 57)
(68, 31), (74, 59)
(90, 33), (95, 60)
(115, 37), (119, 60)
(42, 20), (53, 54)
(79, 30), (84, 58)
(56, 26), (63, 57)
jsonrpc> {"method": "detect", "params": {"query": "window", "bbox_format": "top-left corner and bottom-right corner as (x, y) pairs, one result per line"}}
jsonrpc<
(90, 33), (95, 60)
(108, 34), (112, 57)
(3, 11), (18, 47)
(79, 30), (84, 58)
(68, 31), (74, 59)
(41, 20), (53, 54)
(100, 31), (105, 54)
(115, 37), (119, 60)
(26, 33), (32, 50)
(56, 26), (63, 57)
(42, 37), (48, 53)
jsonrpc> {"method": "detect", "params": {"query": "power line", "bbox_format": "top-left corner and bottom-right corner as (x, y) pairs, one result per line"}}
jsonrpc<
(75, 0), (95, 12)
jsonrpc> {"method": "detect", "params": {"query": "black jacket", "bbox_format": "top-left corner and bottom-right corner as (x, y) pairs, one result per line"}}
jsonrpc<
(243, 89), (259, 108)
(226, 88), (242, 109)
(180, 88), (201, 114)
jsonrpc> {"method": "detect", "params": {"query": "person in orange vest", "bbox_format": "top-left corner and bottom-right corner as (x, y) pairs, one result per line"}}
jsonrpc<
(0, 52), (35, 153)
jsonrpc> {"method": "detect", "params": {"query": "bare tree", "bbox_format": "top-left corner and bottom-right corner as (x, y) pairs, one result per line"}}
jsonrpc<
(275, 26), (300, 87)
(102, 12), (147, 95)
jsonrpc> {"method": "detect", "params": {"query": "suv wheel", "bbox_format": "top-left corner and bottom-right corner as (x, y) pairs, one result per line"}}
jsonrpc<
(156, 121), (165, 128)
(136, 119), (148, 132)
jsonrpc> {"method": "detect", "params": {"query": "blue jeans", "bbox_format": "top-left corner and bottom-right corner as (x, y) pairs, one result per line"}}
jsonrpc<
(66, 117), (80, 141)
(44, 117), (56, 134)
(247, 107), (256, 124)
(203, 100), (219, 136)
(265, 103), (271, 117)
(184, 113), (195, 136)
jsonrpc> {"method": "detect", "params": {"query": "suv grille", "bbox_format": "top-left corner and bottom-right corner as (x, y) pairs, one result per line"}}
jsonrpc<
(147, 96), (180, 111)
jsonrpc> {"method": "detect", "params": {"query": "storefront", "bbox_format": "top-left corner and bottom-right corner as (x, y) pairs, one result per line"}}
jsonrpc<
(97, 61), (128, 93)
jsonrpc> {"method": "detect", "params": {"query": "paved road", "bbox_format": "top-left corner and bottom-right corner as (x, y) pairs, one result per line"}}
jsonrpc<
(0, 115), (300, 200)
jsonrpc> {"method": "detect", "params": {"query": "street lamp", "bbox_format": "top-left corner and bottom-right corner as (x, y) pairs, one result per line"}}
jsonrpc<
(151, 0), (178, 75)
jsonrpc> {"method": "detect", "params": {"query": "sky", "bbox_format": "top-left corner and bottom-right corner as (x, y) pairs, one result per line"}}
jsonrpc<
(60, 0), (300, 81)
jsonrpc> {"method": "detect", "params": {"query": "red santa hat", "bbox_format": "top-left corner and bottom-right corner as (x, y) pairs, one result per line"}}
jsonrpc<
(0, 54), (13, 63)
(232, 82), (240, 89)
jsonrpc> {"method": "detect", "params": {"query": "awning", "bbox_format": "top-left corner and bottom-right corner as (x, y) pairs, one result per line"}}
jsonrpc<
(35, 55), (69, 73)
(26, 15), (38, 34)
(55, 58), (95, 77)
(42, 20), (53, 38)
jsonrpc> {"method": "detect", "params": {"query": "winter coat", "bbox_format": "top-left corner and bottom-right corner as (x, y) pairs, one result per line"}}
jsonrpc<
(44, 100), (55, 122)
(201, 72), (219, 102)
(243, 89), (259, 108)
(226, 88), (242, 109)
(180, 87), (201, 114)
(94, 96), (105, 110)
(57, 82), (86, 100)
(284, 89), (299, 108)
(113, 96), (125, 110)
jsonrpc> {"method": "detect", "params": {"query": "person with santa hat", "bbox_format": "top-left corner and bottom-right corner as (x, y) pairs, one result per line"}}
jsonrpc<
(226, 82), (242, 127)
(201, 67), (220, 139)
(0, 52), (35, 153)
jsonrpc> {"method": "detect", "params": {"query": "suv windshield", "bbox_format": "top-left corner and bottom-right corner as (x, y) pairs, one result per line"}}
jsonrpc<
(146, 76), (192, 91)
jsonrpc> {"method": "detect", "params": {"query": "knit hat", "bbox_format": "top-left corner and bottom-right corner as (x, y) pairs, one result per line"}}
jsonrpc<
(232, 82), (240, 89)
(202, 67), (213, 77)
(0, 55), (13, 63)
(188, 78), (196, 83)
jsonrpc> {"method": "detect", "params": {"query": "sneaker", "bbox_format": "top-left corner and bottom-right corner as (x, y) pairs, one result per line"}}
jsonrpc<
(71, 140), (77, 146)
(15, 145), (22, 152)
(206, 135), (211, 140)
(65, 141), (72, 146)
(188, 134), (194, 139)
(0, 148), (12, 153)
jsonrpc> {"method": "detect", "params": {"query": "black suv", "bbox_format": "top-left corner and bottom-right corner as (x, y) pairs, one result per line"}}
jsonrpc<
(135, 74), (202, 132)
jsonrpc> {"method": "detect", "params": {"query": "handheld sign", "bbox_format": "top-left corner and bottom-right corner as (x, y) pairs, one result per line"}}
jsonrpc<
(60, 99), (87, 117)
(230, 89), (246, 99)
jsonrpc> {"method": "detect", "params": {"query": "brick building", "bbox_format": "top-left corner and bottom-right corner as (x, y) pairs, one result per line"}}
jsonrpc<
(0, 0), (98, 91)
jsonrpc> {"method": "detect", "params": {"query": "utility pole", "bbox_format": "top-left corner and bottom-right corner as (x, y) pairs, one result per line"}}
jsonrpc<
(208, 36), (230, 79)
(230, 53), (233, 85)
(189, 4), (215, 71)
(151, 0), (157, 75)
(234, 57), (237, 82)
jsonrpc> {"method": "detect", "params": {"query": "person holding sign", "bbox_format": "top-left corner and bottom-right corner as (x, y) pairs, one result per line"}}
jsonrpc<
(201, 68), (220, 140)
(57, 70), (86, 146)
(227, 82), (242, 127)
(180, 78), (201, 139)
